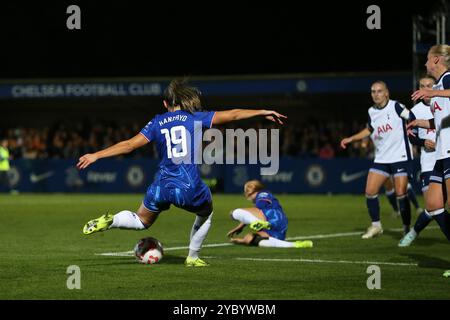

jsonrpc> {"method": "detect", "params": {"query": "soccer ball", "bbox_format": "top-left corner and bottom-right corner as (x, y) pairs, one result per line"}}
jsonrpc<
(133, 237), (164, 264)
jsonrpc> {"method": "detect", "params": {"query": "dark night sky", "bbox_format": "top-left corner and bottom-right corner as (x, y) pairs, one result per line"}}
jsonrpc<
(0, 1), (442, 78)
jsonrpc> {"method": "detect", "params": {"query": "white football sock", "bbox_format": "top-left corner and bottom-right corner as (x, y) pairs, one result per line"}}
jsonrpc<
(258, 237), (295, 248)
(188, 213), (213, 259)
(109, 210), (146, 230)
(190, 215), (207, 241)
(231, 208), (259, 225)
(371, 221), (382, 228)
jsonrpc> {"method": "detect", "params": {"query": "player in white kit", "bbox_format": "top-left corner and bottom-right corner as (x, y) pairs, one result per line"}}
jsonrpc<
(341, 81), (414, 239)
(399, 76), (437, 247)
(406, 45), (450, 278)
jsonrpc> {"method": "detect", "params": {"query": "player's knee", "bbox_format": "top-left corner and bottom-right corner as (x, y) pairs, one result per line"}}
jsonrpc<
(243, 234), (253, 245)
(426, 203), (442, 212)
(137, 212), (157, 229)
(230, 209), (242, 221)
(365, 185), (379, 195)
(425, 196), (443, 212)
(395, 188), (407, 196)
(396, 193), (407, 200)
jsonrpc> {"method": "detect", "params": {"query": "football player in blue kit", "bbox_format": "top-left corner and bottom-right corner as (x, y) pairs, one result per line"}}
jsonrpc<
(227, 180), (313, 248)
(78, 79), (287, 267)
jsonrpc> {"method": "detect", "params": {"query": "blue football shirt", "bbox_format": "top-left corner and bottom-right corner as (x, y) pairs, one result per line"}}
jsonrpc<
(255, 190), (288, 239)
(139, 110), (216, 210)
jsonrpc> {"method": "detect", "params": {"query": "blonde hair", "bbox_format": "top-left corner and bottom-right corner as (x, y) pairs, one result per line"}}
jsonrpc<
(371, 80), (389, 91)
(244, 180), (265, 198)
(429, 44), (450, 69)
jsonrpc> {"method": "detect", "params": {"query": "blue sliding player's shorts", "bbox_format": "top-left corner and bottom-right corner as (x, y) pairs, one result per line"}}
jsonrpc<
(262, 209), (288, 240)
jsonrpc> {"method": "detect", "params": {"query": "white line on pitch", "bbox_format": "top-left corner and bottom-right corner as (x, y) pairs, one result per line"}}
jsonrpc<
(234, 257), (418, 267)
(96, 226), (439, 257)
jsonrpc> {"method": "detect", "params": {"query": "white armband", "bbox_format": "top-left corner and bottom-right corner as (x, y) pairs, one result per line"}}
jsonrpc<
(400, 108), (410, 120)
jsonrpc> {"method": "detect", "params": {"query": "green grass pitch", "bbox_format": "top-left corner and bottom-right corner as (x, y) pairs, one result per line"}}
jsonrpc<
(0, 193), (449, 300)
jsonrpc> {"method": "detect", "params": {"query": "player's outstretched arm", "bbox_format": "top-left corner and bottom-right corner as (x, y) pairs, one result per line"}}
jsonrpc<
(411, 89), (450, 101)
(212, 109), (287, 125)
(77, 133), (149, 170)
(406, 119), (434, 130)
(340, 128), (371, 149)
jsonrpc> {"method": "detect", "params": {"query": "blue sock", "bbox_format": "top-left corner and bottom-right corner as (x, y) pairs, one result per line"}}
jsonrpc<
(385, 189), (398, 212)
(413, 211), (432, 234)
(366, 195), (380, 222)
(430, 209), (450, 241)
(397, 195), (411, 233)
(407, 184), (420, 209)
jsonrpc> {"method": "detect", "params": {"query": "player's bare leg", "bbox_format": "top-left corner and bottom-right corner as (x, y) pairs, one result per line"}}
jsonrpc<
(362, 171), (388, 239)
(423, 181), (450, 238)
(422, 180), (450, 277)
(136, 203), (159, 227)
(420, 181), (450, 240)
(230, 233), (256, 245)
(244, 207), (267, 220)
(426, 182), (445, 212)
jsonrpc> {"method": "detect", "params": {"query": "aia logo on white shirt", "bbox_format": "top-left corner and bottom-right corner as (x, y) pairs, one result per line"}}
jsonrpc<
(433, 101), (443, 114)
(377, 123), (393, 135)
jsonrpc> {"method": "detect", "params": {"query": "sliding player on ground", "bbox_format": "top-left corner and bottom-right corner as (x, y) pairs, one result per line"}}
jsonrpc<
(227, 180), (313, 248)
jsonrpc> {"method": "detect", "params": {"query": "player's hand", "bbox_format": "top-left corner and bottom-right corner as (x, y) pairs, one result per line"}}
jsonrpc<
(360, 140), (368, 149)
(227, 228), (241, 238)
(411, 89), (436, 101)
(424, 139), (435, 151)
(77, 153), (98, 170)
(229, 237), (240, 244)
(406, 120), (418, 130)
(340, 137), (353, 149)
(262, 110), (287, 125)
(406, 128), (416, 137)
(227, 231), (238, 238)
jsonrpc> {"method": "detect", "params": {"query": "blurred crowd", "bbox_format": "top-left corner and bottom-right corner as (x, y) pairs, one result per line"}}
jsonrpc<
(1, 119), (372, 160)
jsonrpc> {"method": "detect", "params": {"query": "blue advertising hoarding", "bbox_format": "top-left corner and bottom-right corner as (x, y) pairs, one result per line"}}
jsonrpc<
(0, 73), (411, 99)
(2, 158), (421, 194)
